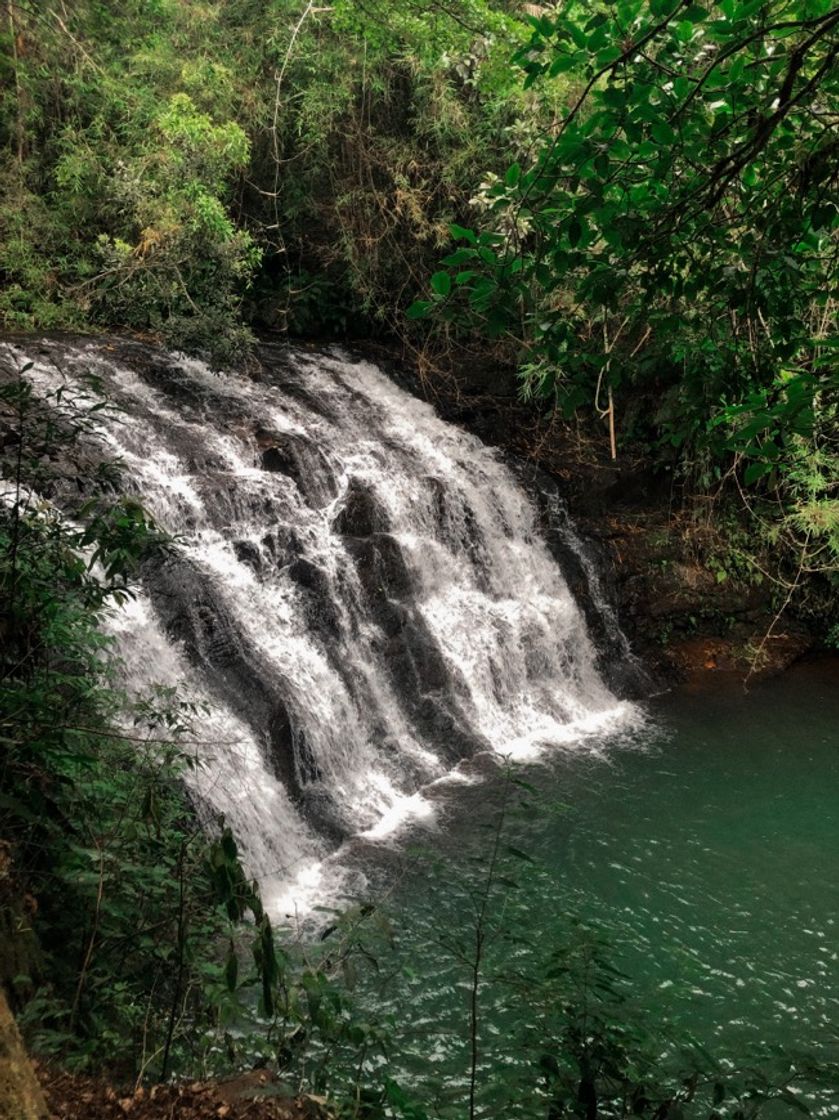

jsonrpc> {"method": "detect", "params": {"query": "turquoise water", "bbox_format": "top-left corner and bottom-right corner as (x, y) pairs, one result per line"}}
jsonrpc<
(349, 658), (839, 1117)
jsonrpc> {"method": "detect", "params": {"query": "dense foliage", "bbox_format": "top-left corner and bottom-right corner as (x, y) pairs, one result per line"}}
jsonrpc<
(0, 0), (538, 354)
(415, 0), (838, 443)
(410, 0), (839, 639)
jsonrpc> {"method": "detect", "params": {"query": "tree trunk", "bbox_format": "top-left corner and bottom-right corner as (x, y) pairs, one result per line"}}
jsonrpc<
(0, 988), (48, 1120)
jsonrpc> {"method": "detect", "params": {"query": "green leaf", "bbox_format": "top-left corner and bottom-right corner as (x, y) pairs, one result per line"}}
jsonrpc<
(567, 21), (588, 49)
(549, 53), (579, 76)
(744, 461), (772, 484)
(441, 248), (477, 266)
(650, 120), (676, 145)
(595, 45), (622, 66)
(469, 277), (497, 305)
(430, 271), (452, 297)
(602, 87), (625, 109)
(528, 13), (554, 35)
(407, 300), (432, 320)
(449, 223), (477, 244)
(810, 203), (836, 231)
(505, 162), (522, 187)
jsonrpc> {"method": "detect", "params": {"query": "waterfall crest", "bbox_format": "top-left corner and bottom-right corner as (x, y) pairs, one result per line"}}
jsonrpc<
(1, 338), (639, 909)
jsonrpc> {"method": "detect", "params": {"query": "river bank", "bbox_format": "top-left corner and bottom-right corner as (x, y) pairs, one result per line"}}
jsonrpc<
(38, 1066), (332, 1120)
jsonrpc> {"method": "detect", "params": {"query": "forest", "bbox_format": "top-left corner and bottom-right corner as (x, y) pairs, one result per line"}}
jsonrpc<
(0, 1), (838, 1118)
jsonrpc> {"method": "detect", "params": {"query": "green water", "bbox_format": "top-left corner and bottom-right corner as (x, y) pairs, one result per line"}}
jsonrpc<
(352, 658), (839, 1117)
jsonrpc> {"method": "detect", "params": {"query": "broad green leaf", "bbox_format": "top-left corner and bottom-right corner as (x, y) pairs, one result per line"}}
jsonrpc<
(449, 223), (477, 244)
(549, 52), (579, 76)
(430, 271), (452, 297)
(406, 299), (432, 320)
(567, 21), (588, 49)
(441, 248), (477, 266)
(650, 120), (676, 145)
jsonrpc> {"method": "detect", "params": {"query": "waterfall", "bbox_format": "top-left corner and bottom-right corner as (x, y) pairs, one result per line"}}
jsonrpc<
(0, 338), (639, 911)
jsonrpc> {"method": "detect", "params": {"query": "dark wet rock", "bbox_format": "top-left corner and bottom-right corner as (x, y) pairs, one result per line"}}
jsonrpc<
(233, 539), (262, 572)
(142, 556), (346, 839)
(436, 487), (492, 590)
(667, 630), (814, 683)
(381, 605), (450, 693)
(332, 480), (388, 538)
(424, 474), (447, 527)
(288, 557), (342, 640)
(182, 445), (228, 474)
(69, 339), (246, 425)
(341, 532), (487, 761)
(197, 474), (264, 525)
(254, 343), (341, 422)
(413, 697), (484, 760)
(300, 787), (350, 847)
(260, 445), (293, 473)
(262, 527), (302, 565)
(288, 555), (327, 593)
(266, 704), (297, 790)
(509, 460), (652, 698)
(345, 532), (413, 606)
(292, 727), (321, 786)
(426, 476), (481, 553)
(257, 429), (338, 508)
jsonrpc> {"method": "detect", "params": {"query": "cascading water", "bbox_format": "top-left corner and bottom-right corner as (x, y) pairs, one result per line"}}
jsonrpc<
(0, 337), (639, 911)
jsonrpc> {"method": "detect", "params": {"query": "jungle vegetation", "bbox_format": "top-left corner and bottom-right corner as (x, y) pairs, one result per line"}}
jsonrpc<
(0, 0), (838, 1116)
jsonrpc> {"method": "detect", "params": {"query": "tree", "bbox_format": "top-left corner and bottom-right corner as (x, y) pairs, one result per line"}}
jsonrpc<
(410, 0), (838, 636)
(0, 990), (48, 1120)
(412, 0), (838, 464)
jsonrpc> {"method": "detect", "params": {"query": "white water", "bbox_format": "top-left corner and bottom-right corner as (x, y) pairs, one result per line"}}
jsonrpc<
(0, 339), (639, 913)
